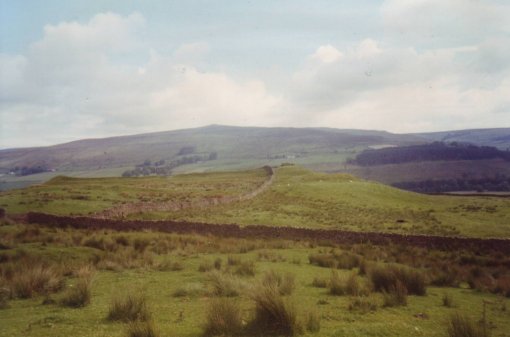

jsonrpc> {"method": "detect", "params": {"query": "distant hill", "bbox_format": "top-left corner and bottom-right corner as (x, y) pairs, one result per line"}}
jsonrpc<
(1, 125), (508, 191)
(0, 125), (423, 172)
(415, 128), (510, 150)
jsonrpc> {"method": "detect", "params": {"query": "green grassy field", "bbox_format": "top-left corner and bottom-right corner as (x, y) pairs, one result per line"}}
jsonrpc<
(0, 168), (268, 215)
(2, 165), (509, 238)
(138, 166), (510, 238)
(1, 222), (509, 337)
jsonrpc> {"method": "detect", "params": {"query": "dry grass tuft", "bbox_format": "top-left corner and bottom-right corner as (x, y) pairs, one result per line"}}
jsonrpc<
(107, 291), (151, 322)
(203, 298), (243, 336)
(447, 313), (489, 337)
(248, 283), (301, 336)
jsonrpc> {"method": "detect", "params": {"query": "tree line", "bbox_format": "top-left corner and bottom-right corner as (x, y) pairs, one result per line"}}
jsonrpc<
(350, 142), (510, 166)
(393, 175), (510, 193)
(122, 152), (217, 177)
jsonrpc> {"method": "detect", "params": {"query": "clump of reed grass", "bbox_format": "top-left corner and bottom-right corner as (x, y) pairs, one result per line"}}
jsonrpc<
(107, 291), (151, 322)
(203, 298), (243, 336)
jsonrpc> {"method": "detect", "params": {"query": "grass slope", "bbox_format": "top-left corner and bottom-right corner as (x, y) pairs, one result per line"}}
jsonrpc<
(0, 168), (268, 215)
(145, 166), (510, 238)
(2, 165), (509, 238)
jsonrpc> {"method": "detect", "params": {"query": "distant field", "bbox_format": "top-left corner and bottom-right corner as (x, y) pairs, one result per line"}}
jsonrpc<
(2, 165), (509, 238)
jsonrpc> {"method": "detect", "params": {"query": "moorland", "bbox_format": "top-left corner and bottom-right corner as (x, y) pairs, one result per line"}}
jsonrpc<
(1, 163), (509, 337)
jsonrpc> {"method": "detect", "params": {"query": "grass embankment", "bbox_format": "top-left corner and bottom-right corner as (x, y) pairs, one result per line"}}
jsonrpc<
(0, 222), (509, 337)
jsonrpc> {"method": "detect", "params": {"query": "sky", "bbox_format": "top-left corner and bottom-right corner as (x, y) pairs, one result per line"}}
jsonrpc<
(1, 0), (509, 148)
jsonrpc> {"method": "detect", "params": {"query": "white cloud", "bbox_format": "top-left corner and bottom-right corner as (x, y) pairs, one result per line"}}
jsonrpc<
(1, 8), (509, 148)
(381, 0), (510, 46)
(284, 37), (510, 131)
(311, 45), (343, 63)
(0, 13), (282, 147)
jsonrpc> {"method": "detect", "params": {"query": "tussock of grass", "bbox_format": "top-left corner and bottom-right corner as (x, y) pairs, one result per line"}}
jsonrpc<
(262, 270), (295, 296)
(126, 320), (160, 337)
(382, 281), (408, 307)
(155, 259), (184, 272)
(304, 309), (321, 333)
(8, 261), (64, 298)
(60, 266), (94, 308)
(107, 291), (151, 322)
(203, 298), (243, 336)
(199, 260), (215, 273)
(447, 313), (489, 337)
(207, 271), (242, 297)
(370, 264), (426, 296)
(234, 260), (256, 277)
(348, 296), (378, 313)
(173, 283), (207, 298)
(329, 271), (364, 296)
(248, 284), (301, 336)
(311, 277), (328, 288)
(442, 293), (455, 307)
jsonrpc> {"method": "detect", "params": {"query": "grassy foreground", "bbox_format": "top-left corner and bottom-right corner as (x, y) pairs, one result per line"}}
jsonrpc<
(1, 221), (509, 337)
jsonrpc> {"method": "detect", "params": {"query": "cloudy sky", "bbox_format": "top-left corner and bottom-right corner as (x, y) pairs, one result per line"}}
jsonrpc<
(1, 0), (509, 148)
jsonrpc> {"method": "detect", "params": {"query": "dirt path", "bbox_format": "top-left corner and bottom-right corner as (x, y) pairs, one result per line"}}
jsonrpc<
(93, 166), (275, 219)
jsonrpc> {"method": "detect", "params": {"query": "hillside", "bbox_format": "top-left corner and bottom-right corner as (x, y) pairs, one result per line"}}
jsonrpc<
(1, 125), (508, 191)
(0, 125), (422, 172)
(416, 128), (510, 149)
(2, 165), (509, 238)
